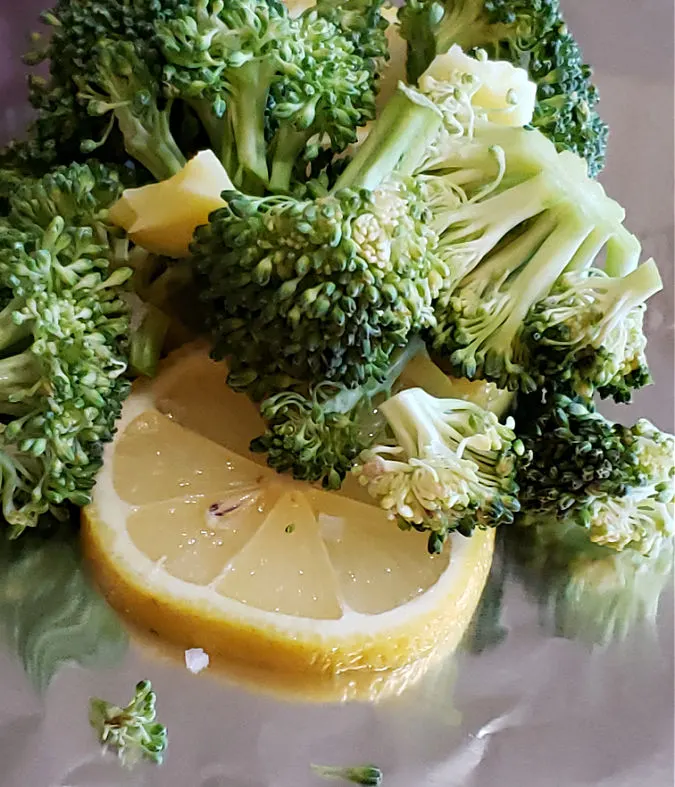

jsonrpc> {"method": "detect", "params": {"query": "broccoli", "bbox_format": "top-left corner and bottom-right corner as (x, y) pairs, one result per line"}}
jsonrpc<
(266, 1), (387, 192)
(0, 162), (134, 535)
(20, 0), (186, 181)
(516, 394), (675, 555)
(311, 763), (383, 786)
(353, 386), (522, 553)
(250, 337), (425, 489)
(89, 680), (167, 767)
(194, 52), (530, 398)
(426, 125), (659, 396)
(398, 0), (608, 175)
(524, 260), (661, 402)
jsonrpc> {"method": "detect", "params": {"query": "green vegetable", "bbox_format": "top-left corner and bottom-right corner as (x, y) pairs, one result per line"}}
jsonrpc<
(516, 394), (675, 555)
(426, 125), (659, 398)
(354, 386), (522, 552)
(89, 680), (168, 767)
(398, 0), (608, 175)
(0, 162), (135, 535)
(251, 337), (425, 488)
(312, 763), (384, 786)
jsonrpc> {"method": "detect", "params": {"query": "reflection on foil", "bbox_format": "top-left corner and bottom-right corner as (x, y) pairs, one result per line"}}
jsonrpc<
(503, 523), (674, 647)
(0, 531), (128, 693)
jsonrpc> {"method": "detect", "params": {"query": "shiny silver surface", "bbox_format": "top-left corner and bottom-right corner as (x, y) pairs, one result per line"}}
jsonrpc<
(1, 3), (673, 786)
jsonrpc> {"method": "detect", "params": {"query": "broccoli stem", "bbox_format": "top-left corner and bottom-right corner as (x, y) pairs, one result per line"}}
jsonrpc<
(129, 304), (170, 379)
(114, 104), (185, 182)
(229, 63), (276, 188)
(334, 89), (442, 191)
(268, 123), (313, 193)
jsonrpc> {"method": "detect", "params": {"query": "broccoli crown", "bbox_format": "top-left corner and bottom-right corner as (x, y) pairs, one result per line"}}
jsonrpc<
(425, 128), (658, 397)
(194, 179), (445, 399)
(0, 162), (132, 535)
(398, 0), (608, 175)
(524, 260), (661, 401)
(354, 387), (521, 553)
(266, 5), (384, 192)
(516, 394), (675, 554)
(250, 337), (424, 488)
(18, 0), (186, 181)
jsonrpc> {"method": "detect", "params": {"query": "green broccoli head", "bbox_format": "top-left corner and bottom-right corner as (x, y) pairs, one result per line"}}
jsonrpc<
(398, 0), (608, 175)
(158, 0), (300, 187)
(266, 3), (386, 192)
(0, 162), (133, 535)
(18, 0), (186, 181)
(524, 260), (661, 402)
(353, 387), (522, 553)
(426, 130), (658, 396)
(194, 179), (445, 398)
(516, 394), (675, 555)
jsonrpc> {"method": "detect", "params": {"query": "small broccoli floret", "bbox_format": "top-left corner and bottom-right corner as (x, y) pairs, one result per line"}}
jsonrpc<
(158, 0), (300, 188)
(524, 260), (661, 401)
(250, 337), (424, 488)
(516, 394), (675, 555)
(354, 387), (522, 553)
(195, 177), (445, 397)
(89, 680), (167, 767)
(21, 1), (185, 181)
(311, 763), (383, 786)
(0, 163), (134, 535)
(399, 0), (608, 174)
(427, 131), (656, 394)
(266, 2), (386, 192)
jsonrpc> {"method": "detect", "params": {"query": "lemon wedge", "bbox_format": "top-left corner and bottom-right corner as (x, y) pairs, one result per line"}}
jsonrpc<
(82, 345), (494, 683)
(109, 150), (232, 257)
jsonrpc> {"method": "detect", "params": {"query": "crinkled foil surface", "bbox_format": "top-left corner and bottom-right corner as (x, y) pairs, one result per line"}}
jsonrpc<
(1, 2), (673, 786)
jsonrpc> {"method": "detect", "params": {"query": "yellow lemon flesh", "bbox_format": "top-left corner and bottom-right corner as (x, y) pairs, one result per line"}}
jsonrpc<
(109, 150), (232, 257)
(82, 346), (495, 687)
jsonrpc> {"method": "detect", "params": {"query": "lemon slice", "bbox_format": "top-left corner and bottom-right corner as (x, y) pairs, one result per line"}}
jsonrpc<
(82, 345), (494, 684)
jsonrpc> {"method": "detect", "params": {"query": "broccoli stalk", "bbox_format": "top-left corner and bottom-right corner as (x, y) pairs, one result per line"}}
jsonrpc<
(427, 138), (658, 395)
(398, 0), (608, 174)
(354, 386), (522, 552)
(250, 337), (425, 488)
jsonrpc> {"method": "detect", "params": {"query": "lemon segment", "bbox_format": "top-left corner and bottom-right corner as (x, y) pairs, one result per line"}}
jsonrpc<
(83, 346), (495, 683)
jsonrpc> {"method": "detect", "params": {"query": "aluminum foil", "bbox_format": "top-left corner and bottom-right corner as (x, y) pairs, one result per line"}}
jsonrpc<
(1, 2), (673, 786)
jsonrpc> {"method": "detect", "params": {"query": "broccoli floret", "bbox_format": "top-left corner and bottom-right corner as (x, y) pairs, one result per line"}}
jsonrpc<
(250, 337), (424, 488)
(0, 163), (134, 535)
(353, 386), (522, 553)
(524, 259), (661, 401)
(398, 0), (608, 175)
(426, 127), (658, 395)
(266, 1), (387, 192)
(194, 175), (445, 397)
(89, 680), (167, 767)
(311, 763), (383, 786)
(157, 0), (300, 188)
(516, 394), (675, 555)
(19, 1), (186, 181)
